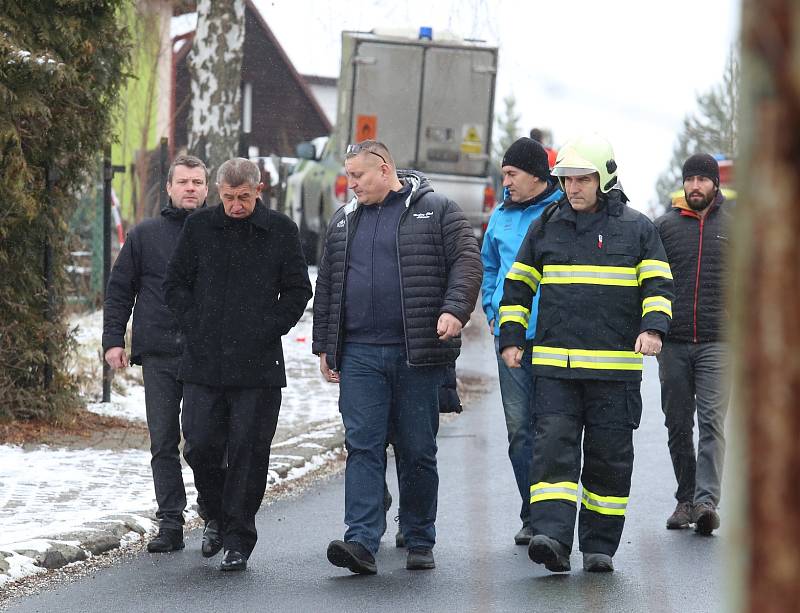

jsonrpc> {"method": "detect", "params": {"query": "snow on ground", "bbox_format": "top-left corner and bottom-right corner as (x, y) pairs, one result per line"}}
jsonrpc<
(0, 445), (184, 547)
(0, 267), (342, 555)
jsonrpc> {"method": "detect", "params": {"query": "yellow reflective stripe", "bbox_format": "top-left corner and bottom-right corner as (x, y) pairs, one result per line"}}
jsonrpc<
(581, 487), (629, 516)
(636, 259), (673, 284)
(532, 347), (643, 371)
(569, 349), (643, 371)
(532, 346), (568, 368)
(530, 481), (578, 504)
(541, 265), (638, 287)
(642, 296), (673, 318)
(506, 262), (542, 293)
(499, 305), (531, 328)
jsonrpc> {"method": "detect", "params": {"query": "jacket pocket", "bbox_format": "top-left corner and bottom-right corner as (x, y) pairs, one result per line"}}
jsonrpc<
(625, 381), (643, 429)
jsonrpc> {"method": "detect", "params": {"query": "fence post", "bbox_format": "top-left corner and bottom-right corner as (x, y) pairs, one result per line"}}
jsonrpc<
(102, 148), (125, 403)
(159, 137), (169, 212)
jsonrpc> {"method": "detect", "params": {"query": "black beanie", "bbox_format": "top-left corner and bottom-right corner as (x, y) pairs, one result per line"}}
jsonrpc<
(502, 137), (550, 180)
(682, 153), (720, 186)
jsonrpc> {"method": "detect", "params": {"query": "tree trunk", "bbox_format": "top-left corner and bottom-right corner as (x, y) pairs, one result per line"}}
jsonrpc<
(736, 1), (800, 610)
(187, 0), (245, 202)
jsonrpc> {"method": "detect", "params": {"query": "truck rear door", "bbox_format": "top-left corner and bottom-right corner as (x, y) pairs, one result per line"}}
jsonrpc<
(417, 47), (496, 177)
(349, 42), (423, 167)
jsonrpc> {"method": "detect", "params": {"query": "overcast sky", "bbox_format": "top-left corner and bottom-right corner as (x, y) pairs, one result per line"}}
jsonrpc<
(254, 0), (741, 212)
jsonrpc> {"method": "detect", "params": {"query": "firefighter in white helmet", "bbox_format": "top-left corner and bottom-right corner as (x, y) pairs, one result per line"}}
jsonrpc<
(498, 134), (674, 573)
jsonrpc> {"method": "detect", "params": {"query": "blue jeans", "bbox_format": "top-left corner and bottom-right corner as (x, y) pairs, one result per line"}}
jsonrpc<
(339, 342), (444, 554)
(494, 337), (534, 526)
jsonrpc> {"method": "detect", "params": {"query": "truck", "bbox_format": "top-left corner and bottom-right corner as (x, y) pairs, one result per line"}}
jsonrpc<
(286, 28), (499, 264)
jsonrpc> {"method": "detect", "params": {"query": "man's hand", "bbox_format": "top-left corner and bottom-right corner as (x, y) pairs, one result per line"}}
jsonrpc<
(437, 313), (463, 341)
(319, 353), (340, 383)
(501, 345), (523, 369)
(635, 330), (663, 357)
(488, 318), (495, 335)
(105, 347), (128, 370)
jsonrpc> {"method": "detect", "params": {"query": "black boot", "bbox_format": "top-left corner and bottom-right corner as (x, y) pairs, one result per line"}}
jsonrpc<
(147, 528), (184, 553)
(202, 519), (223, 558)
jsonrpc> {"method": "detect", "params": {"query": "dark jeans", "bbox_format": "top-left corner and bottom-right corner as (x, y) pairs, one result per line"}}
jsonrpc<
(141, 355), (186, 531)
(657, 341), (730, 506)
(494, 337), (533, 526)
(182, 383), (281, 558)
(339, 342), (444, 554)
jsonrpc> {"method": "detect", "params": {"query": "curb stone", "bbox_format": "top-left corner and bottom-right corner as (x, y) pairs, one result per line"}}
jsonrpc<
(0, 421), (345, 584)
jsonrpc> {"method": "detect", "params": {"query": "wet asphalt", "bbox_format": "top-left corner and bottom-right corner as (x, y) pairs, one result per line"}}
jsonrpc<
(6, 317), (726, 613)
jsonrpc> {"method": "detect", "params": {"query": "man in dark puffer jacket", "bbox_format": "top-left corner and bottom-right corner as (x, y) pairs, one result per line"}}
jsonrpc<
(314, 140), (481, 575)
(655, 153), (732, 536)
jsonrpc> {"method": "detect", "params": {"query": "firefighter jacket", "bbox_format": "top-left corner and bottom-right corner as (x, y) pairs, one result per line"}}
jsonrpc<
(498, 189), (675, 381)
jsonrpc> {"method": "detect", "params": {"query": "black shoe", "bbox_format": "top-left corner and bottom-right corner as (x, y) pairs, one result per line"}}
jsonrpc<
(583, 552), (614, 573)
(202, 519), (223, 558)
(219, 549), (247, 571)
(514, 524), (533, 545)
(406, 547), (435, 570)
(666, 501), (693, 530)
(146, 528), (184, 553)
(693, 502), (721, 536)
(528, 534), (571, 573)
(395, 528), (405, 548)
(326, 540), (377, 575)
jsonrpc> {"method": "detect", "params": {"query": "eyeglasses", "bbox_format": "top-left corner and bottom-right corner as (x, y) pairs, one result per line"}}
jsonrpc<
(346, 143), (387, 165)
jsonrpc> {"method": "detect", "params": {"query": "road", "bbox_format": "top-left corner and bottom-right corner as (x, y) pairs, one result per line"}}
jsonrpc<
(5, 319), (725, 613)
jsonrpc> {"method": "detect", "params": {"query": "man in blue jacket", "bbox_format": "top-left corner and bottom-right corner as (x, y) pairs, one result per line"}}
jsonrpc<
(481, 137), (563, 545)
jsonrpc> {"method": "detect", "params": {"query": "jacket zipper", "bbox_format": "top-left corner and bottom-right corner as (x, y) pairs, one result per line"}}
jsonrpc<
(334, 209), (354, 370)
(396, 203), (413, 366)
(692, 216), (705, 343)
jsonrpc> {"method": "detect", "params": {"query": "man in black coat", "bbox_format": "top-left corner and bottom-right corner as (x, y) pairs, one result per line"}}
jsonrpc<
(655, 153), (732, 536)
(313, 140), (482, 575)
(164, 157), (312, 571)
(102, 154), (208, 553)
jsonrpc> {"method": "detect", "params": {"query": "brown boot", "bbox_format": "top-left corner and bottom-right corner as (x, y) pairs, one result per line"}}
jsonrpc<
(666, 501), (693, 530)
(693, 502), (720, 536)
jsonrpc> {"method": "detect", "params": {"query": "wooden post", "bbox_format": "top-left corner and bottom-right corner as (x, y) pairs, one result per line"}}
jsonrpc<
(736, 1), (800, 610)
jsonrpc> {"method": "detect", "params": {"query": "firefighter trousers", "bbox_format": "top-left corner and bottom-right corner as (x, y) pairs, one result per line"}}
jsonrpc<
(529, 376), (642, 557)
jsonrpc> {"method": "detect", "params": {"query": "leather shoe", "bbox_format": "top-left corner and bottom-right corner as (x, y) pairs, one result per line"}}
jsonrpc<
(327, 540), (377, 575)
(219, 549), (247, 571)
(202, 519), (223, 558)
(514, 524), (533, 545)
(693, 502), (721, 536)
(406, 547), (435, 570)
(666, 501), (693, 530)
(528, 534), (571, 572)
(583, 552), (614, 573)
(146, 528), (184, 553)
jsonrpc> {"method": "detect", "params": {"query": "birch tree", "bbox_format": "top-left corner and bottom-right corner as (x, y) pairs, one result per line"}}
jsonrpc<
(187, 0), (245, 198)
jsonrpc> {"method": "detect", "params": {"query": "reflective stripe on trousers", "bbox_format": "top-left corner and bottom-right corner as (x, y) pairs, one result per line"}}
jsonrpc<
(530, 481), (578, 504)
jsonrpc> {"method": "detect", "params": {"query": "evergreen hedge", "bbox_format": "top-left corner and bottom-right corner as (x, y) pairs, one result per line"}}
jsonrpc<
(0, 1), (130, 421)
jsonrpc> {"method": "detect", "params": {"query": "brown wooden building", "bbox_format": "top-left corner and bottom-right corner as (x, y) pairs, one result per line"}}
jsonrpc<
(171, 0), (332, 157)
